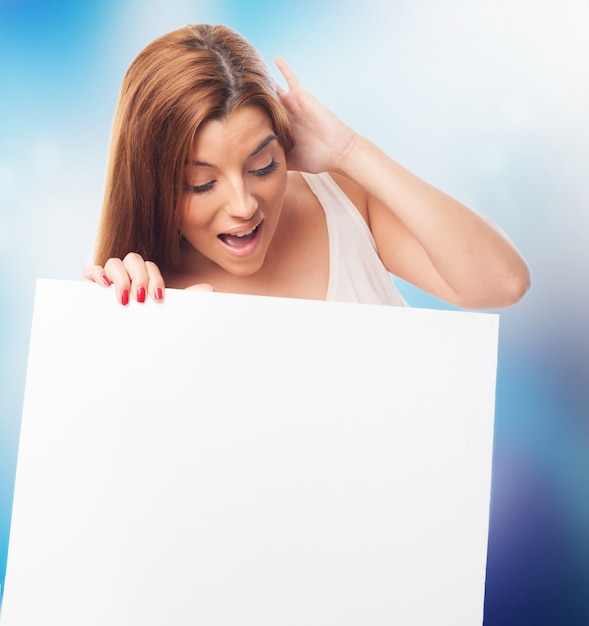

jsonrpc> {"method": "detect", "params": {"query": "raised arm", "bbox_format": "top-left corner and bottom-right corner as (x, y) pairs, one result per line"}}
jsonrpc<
(275, 58), (530, 310)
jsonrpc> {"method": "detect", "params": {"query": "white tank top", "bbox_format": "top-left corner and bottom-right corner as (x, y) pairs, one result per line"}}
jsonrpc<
(301, 172), (406, 307)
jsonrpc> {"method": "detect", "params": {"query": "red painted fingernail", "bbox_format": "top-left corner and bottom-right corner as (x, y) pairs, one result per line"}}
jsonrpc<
(137, 286), (146, 303)
(102, 274), (112, 287)
(154, 287), (163, 301)
(121, 289), (129, 306)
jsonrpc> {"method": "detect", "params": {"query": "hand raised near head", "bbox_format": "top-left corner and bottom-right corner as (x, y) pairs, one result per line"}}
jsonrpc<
(274, 57), (357, 175)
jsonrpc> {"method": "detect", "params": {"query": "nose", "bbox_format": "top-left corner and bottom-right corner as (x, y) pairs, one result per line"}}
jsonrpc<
(223, 177), (258, 220)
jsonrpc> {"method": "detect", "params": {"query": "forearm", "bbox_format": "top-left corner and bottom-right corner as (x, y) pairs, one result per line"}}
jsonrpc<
(335, 134), (531, 308)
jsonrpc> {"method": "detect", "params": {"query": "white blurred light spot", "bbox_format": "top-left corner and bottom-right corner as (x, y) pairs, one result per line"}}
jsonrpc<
(501, 96), (533, 135)
(474, 142), (507, 181)
(0, 163), (17, 201)
(32, 137), (63, 177)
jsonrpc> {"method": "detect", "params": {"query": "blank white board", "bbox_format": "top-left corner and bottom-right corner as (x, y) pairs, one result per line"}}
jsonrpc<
(2, 279), (498, 625)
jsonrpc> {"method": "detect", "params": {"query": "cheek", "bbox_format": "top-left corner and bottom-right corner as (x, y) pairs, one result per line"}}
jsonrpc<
(268, 174), (288, 208)
(180, 197), (211, 234)
(178, 199), (190, 234)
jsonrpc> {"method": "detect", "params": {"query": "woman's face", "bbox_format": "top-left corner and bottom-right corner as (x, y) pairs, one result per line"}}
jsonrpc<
(181, 106), (288, 277)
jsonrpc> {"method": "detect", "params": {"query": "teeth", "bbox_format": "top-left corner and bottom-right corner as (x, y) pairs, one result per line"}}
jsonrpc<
(234, 224), (258, 237)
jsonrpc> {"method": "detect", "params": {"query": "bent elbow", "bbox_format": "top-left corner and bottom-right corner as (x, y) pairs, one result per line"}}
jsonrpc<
(458, 262), (531, 310)
(501, 262), (532, 307)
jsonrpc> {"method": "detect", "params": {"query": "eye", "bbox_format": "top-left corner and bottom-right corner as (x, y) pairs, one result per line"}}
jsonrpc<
(251, 160), (279, 177)
(187, 180), (216, 194)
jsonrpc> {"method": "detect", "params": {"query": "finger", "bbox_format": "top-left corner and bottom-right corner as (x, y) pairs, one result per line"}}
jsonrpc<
(122, 252), (151, 304)
(81, 265), (112, 287)
(274, 56), (301, 91)
(145, 261), (166, 302)
(185, 283), (215, 292)
(104, 258), (131, 305)
(275, 82), (287, 99)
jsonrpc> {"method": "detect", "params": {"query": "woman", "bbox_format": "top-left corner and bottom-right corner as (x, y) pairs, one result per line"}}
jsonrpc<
(83, 24), (530, 309)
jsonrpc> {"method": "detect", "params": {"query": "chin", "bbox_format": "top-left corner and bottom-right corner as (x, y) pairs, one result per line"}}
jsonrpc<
(222, 255), (266, 278)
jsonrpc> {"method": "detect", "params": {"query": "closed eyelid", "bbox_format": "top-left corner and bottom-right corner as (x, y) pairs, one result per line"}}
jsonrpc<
(247, 144), (280, 172)
(186, 137), (280, 191)
(250, 160), (279, 176)
(187, 179), (216, 194)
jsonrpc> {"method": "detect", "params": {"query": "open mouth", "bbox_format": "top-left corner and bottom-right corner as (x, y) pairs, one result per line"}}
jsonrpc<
(218, 221), (263, 254)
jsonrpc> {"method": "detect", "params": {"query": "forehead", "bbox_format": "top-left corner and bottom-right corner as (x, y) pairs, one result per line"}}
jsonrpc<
(192, 106), (276, 158)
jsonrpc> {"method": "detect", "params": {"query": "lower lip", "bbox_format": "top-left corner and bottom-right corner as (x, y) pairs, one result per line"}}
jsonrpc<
(218, 222), (263, 258)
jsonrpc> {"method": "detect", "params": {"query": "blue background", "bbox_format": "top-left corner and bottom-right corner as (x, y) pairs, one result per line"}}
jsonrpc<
(1, 1), (588, 623)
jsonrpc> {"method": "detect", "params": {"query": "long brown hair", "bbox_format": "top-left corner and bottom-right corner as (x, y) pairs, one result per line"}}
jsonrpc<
(94, 24), (294, 269)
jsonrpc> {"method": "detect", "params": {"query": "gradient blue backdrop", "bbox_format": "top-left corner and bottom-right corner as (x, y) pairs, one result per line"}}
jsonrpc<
(1, 1), (588, 624)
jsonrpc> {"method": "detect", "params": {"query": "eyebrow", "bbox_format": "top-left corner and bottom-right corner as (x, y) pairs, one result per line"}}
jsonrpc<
(191, 134), (279, 167)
